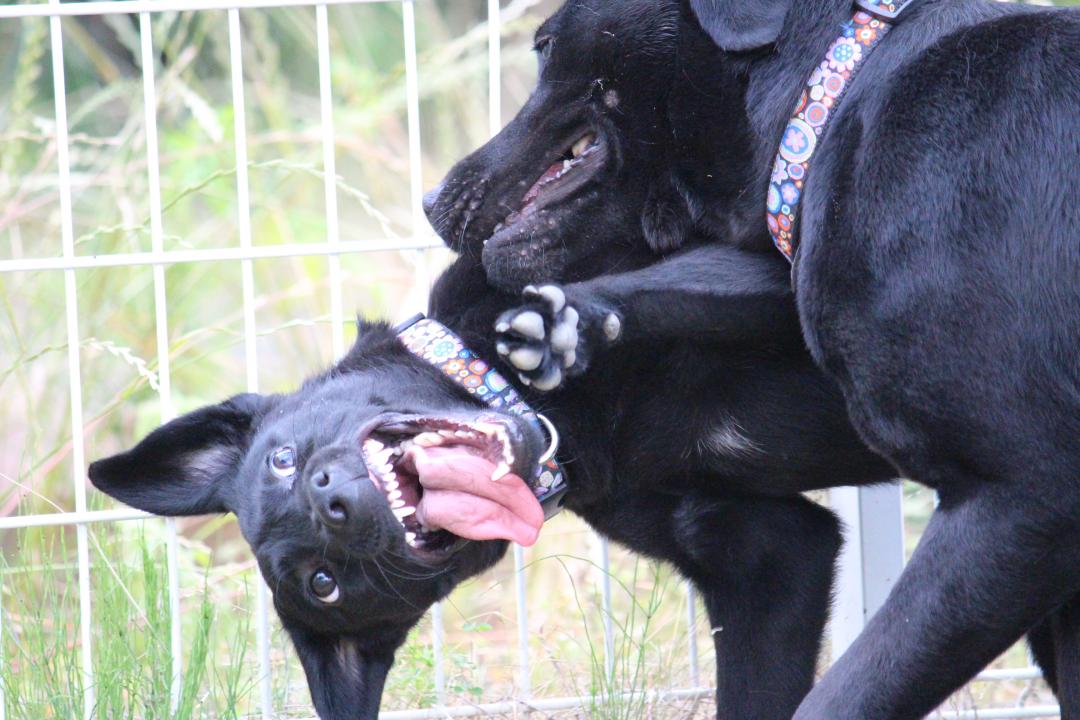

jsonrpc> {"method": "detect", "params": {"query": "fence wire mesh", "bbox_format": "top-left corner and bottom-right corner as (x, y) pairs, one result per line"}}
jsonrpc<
(0, 0), (1061, 718)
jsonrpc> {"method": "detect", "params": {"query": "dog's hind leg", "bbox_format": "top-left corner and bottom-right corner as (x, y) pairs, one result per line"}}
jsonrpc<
(577, 491), (841, 720)
(793, 485), (1080, 720)
(675, 494), (842, 720)
(1028, 597), (1080, 719)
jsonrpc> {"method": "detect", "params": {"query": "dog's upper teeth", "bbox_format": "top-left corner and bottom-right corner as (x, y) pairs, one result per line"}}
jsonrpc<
(414, 432), (443, 447)
(387, 489), (403, 502)
(562, 159), (572, 172)
(391, 499), (406, 509)
(405, 531), (418, 546)
(365, 439), (385, 453)
(393, 505), (416, 519)
(571, 134), (593, 159)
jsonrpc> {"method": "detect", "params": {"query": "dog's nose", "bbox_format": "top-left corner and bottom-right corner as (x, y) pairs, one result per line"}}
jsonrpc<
(305, 461), (375, 531)
(422, 182), (445, 221)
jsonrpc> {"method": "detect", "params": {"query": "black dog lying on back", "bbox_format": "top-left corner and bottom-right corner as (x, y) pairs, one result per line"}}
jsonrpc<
(91, 204), (899, 720)
(426, 0), (1080, 717)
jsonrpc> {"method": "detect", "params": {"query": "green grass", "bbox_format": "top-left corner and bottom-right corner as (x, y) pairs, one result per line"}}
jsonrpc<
(0, 0), (1070, 717)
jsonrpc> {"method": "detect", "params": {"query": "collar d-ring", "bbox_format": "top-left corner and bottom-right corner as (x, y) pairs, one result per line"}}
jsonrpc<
(535, 412), (560, 465)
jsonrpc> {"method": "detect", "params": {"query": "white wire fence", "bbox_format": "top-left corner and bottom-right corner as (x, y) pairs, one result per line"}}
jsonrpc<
(0, 0), (1060, 718)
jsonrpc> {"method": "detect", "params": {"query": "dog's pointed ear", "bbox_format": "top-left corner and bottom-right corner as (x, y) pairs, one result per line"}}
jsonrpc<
(340, 320), (407, 366)
(689, 0), (790, 52)
(642, 176), (692, 254)
(284, 622), (406, 720)
(88, 392), (275, 516)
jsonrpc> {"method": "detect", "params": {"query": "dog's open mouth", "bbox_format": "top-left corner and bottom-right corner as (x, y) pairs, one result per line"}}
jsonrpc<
(360, 416), (542, 553)
(490, 132), (604, 240)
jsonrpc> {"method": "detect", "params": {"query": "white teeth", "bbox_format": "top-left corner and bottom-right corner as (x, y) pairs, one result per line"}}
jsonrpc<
(387, 489), (402, 502)
(384, 479), (399, 491)
(562, 159), (572, 171)
(365, 439), (385, 453)
(372, 448), (393, 465)
(572, 135), (593, 158)
(393, 505), (416, 519)
(491, 461), (511, 482)
(414, 432), (443, 447)
(379, 465), (394, 477)
(391, 499), (406, 509)
(475, 421), (501, 436)
(454, 430), (473, 439)
(406, 532), (418, 546)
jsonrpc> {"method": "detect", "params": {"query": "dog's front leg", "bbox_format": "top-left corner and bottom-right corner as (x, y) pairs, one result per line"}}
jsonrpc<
(1028, 596), (1080, 718)
(493, 243), (801, 390)
(794, 488), (1080, 720)
(686, 496), (842, 720)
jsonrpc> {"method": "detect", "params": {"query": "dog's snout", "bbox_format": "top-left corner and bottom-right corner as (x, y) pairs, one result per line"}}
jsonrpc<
(306, 461), (369, 531)
(422, 182), (445, 221)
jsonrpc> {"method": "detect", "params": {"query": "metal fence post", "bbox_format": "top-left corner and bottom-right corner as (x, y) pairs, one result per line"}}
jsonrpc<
(829, 483), (906, 661)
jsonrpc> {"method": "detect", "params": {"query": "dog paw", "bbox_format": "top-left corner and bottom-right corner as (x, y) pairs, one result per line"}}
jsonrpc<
(494, 284), (621, 392)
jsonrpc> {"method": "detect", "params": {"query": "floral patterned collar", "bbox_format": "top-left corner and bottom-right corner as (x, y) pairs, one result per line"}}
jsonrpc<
(395, 314), (569, 522)
(767, 0), (915, 262)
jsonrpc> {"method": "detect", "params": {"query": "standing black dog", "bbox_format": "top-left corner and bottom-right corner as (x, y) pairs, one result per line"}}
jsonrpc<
(425, 0), (1080, 717)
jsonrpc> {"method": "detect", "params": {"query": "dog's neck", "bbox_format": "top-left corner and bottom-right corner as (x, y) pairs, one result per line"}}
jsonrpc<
(672, 0), (944, 254)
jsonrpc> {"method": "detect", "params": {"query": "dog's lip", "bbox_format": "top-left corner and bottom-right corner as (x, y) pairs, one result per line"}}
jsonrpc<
(487, 133), (607, 241)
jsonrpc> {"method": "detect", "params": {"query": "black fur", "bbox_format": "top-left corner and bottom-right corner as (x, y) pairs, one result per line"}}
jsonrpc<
(429, 0), (1080, 718)
(89, 330), (534, 720)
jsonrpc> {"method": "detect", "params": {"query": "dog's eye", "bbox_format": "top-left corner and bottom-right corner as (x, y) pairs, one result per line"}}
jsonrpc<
(534, 35), (554, 59)
(269, 446), (297, 478)
(310, 570), (340, 604)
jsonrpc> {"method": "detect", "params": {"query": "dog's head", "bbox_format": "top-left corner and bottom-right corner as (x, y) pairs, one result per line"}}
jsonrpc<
(424, 0), (692, 290)
(89, 323), (547, 719)
(424, 0), (803, 289)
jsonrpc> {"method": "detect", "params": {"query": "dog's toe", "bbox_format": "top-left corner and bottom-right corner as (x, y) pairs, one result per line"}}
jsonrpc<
(510, 311), (546, 340)
(508, 347), (544, 372)
(532, 365), (563, 392)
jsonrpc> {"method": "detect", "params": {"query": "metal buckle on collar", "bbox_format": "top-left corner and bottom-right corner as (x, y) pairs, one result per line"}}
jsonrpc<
(854, 0), (915, 21)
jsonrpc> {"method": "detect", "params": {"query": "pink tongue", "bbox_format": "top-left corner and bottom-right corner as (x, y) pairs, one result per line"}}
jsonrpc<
(410, 446), (544, 547)
(520, 161), (564, 208)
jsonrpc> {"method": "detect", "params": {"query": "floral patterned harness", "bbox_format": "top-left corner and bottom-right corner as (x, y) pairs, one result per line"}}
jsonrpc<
(395, 314), (570, 522)
(767, 0), (915, 262)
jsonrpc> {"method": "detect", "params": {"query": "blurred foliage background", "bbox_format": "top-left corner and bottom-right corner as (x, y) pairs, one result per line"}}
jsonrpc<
(0, 0), (1071, 717)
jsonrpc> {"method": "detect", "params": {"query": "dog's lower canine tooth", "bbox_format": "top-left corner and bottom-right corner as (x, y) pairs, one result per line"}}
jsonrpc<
(491, 461), (511, 482)
(394, 506), (416, 519)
